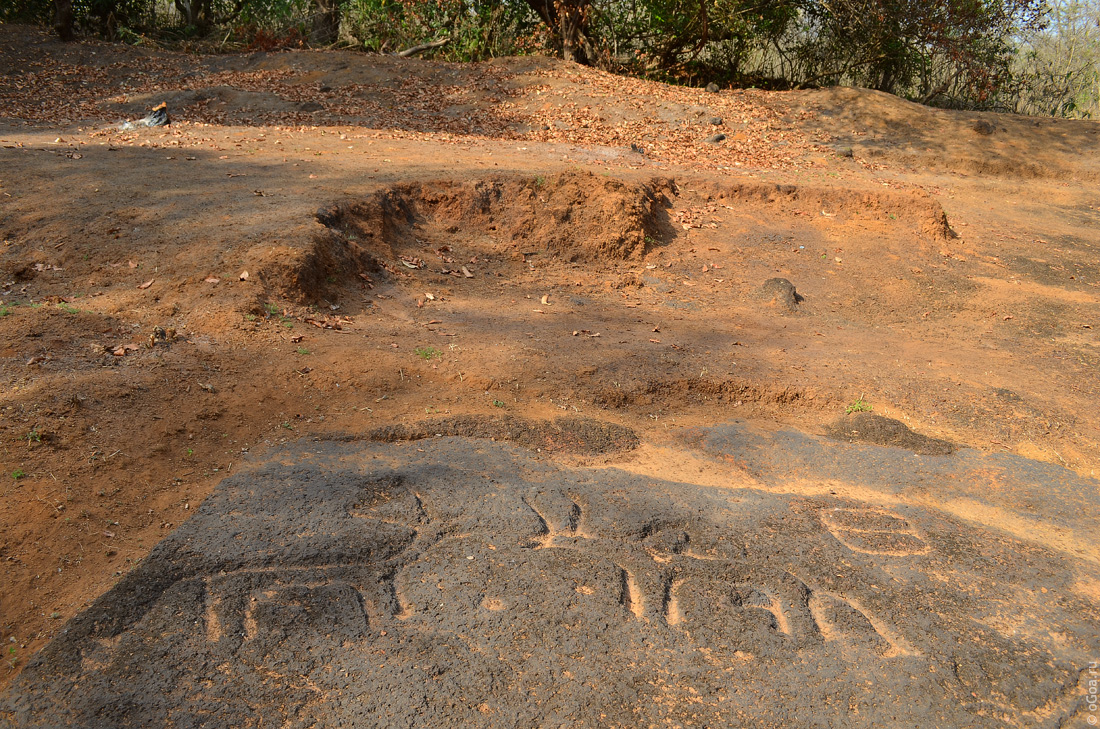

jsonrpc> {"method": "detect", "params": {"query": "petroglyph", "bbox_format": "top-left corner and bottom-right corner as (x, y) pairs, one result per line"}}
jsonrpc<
(821, 507), (931, 556)
(619, 567), (646, 619)
(198, 568), (376, 651)
(732, 584), (790, 636)
(523, 494), (590, 548)
(5, 439), (1095, 729)
(663, 576), (685, 626)
(808, 590), (918, 657)
(374, 494), (923, 661)
(202, 578), (224, 644)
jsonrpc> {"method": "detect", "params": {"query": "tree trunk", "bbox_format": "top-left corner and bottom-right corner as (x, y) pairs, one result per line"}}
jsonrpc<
(559, 1), (591, 64)
(54, 0), (75, 41)
(522, 0), (593, 65)
(311, 0), (340, 46)
(174, 0), (195, 26)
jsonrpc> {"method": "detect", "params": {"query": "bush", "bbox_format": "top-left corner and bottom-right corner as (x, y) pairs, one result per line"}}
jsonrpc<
(342, 0), (542, 60)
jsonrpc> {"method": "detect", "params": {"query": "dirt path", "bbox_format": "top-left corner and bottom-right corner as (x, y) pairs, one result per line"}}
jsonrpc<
(1, 24), (1098, 713)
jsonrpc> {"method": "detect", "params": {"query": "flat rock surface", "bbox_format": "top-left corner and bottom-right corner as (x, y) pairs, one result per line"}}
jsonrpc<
(3, 432), (1098, 728)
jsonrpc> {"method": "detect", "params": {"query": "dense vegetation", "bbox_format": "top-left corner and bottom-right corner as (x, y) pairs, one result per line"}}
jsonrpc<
(4, 0), (1099, 117)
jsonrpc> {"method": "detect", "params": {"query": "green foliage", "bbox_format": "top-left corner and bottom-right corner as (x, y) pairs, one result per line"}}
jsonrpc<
(1, 0), (55, 24)
(343, 0), (541, 60)
(415, 345), (441, 360)
(846, 394), (873, 414)
(19, 0), (1088, 118)
(785, 0), (1046, 106)
(1011, 0), (1100, 118)
(11, 469), (26, 480)
(593, 0), (799, 81)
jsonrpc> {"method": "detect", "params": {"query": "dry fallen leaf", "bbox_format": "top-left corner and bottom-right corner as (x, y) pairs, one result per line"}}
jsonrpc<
(461, 266), (474, 278)
(128, 260), (137, 268)
(540, 294), (550, 305)
(204, 276), (220, 284)
(424, 292), (435, 301)
(137, 279), (154, 290)
(239, 271), (249, 281)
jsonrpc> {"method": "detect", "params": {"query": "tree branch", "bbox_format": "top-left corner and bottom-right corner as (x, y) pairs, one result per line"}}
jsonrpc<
(396, 37), (452, 57)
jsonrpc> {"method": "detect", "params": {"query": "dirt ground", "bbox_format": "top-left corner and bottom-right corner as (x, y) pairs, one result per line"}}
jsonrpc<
(1, 23), (1098, 694)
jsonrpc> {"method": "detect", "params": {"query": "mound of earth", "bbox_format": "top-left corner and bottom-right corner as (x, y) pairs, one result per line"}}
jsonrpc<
(756, 277), (804, 312)
(2, 437), (1096, 728)
(825, 412), (956, 455)
(797, 86), (1100, 181)
(366, 414), (639, 454)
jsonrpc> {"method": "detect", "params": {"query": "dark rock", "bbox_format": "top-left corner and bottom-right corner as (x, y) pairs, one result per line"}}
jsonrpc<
(298, 101), (324, 112)
(315, 205), (340, 228)
(705, 82), (720, 93)
(709, 117), (723, 126)
(3, 436), (1094, 728)
(705, 133), (727, 144)
(824, 413), (956, 456)
(837, 146), (854, 158)
(757, 277), (802, 311)
(992, 387), (1024, 403)
(972, 119), (996, 135)
(630, 142), (645, 155)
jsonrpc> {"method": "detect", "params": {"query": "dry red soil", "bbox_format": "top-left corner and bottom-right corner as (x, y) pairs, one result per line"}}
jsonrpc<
(1, 24), (1098, 690)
